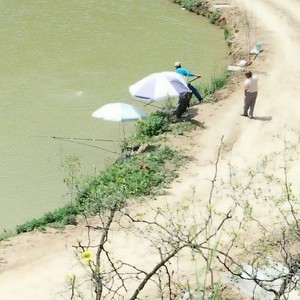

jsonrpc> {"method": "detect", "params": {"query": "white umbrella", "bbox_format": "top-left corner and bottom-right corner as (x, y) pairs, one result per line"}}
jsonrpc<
(129, 71), (191, 102)
(92, 102), (147, 151)
(92, 102), (147, 122)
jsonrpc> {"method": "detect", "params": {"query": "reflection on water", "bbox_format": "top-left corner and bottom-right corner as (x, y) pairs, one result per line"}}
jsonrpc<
(0, 0), (227, 231)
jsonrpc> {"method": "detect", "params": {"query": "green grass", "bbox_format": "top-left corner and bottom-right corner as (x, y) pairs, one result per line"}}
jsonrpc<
(199, 69), (229, 102)
(172, 0), (204, 11)
(223, 25), (232, 42)
(134, 111), (169, 141)
(16, 203), (79, 234)
(126, 110), (195, 147)
(209, 9), (221, 24)
(76, 146), (185, 213)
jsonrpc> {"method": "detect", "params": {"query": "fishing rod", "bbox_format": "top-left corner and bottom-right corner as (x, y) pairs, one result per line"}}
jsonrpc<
(131, 97), (162, 109)
(143, 102), (161, 109)
(36, 136), (118, 154)
(39, 135), (118, 143)
(50, 137), (118, 154)
(188, 75), (202, 84)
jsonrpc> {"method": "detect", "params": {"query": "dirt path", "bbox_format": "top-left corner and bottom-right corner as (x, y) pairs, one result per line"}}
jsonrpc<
(1, 0), (300, 299)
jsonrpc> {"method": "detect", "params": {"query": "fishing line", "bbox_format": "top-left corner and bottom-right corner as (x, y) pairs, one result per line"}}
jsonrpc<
(36, 136), (118, 154)
(52, 138), (118, 154)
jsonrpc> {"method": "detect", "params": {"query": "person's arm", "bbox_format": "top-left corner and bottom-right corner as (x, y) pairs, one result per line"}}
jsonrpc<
(188, 75), (202, 83)
(244, 80), (249, 94)
(181, 67), (199, 77)
(189, 70), (202, 78)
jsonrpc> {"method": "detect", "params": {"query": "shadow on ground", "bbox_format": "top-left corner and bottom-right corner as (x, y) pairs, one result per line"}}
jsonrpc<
(253, 116), (272, 121)
(187, 107), (199, 118)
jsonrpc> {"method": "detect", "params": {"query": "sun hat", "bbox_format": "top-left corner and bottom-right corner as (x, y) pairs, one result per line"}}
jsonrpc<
(174, 62), (181, 67)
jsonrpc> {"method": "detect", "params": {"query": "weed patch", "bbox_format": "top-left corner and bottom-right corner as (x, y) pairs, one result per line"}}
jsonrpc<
(16, 203), (79, 234)
(76, 147), (185, 213)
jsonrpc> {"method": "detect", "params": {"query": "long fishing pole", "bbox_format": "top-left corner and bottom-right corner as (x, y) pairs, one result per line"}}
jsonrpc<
(50, 137), (118, 154)
(143, 102), (161, 109)
(188, 75), (202, 84)
(38, 135), (117, 143)
(36, 136), (118, 154)
(131, 97), (161, 109)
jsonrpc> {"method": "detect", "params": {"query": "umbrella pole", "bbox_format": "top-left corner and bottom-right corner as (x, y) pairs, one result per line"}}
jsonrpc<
(118, 122), (127, 154)
(118, 123), (122, 154)
(122, 122), (127, 151)
(164, 116), (168, 149)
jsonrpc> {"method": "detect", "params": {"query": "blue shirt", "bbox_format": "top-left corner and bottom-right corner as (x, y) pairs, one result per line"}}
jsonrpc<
(175, 67), (195, 77)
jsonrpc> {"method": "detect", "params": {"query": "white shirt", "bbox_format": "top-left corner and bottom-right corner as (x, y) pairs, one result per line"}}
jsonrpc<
(244, 75), (258, 93)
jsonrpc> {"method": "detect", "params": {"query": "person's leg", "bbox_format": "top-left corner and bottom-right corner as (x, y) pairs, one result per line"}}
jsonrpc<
(248, 92), (257, 118)
(185, 92), (192, 108)
(187, 83), (203, 103)
(176, 93), (191, 118)
(176, 95), (186, 118)
(242, 93), (251, 116)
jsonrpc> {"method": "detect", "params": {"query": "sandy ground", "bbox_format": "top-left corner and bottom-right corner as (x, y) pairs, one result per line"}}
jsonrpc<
(1, 0), (300, 299)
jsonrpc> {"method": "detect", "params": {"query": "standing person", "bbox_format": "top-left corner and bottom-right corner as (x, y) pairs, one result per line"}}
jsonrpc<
(174, 62), (203, 103)
(241, 71), (258, 119)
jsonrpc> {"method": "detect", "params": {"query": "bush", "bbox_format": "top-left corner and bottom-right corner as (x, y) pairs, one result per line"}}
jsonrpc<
(173, 0), (203, 11)
(223, 25), (231, 41)
(209, 9), (221, 24)
(135, 111), (168, 139)
(16, 203), (79, 233)
(76, 147), (185, 213)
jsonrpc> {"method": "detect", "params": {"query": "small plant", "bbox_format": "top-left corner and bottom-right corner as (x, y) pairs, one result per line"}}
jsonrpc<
(172, 0), (201, 11)
(61, 155), (82, 203)
(198, 69), (229, 102)
(209, 9), (221, 24)
(223, 25), (231, 42)
(135, 111), (169, 139)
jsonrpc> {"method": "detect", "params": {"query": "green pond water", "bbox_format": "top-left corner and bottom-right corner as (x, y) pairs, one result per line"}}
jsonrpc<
(0, 0), (227, 232)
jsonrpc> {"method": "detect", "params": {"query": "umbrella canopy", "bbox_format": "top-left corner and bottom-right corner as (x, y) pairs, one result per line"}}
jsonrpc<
(129, 71), (191, 102)
(91, 102), (147, 122)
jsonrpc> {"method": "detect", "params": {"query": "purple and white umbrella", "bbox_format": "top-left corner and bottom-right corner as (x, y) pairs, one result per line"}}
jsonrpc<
(129, 71), (191, 102)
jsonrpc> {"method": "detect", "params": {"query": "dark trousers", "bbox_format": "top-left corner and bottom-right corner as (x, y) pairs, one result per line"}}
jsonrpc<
(176, 92), (192, 118)
(187, 83), (203, 103)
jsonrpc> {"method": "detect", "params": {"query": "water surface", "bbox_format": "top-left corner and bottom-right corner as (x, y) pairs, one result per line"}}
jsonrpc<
(0, 0), (227, 231)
